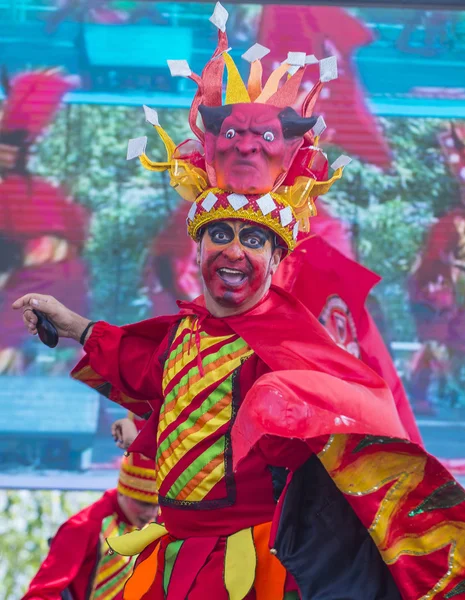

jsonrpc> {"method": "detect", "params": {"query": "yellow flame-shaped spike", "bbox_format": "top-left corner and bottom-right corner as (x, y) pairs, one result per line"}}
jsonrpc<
(155, 125), (176, 160)
(223, 53), (251, 105)
(255, 62), (290, 104)
(106, 523), (167, 556)
(224, 528), (256, 599)
(247, 60), (263, 102)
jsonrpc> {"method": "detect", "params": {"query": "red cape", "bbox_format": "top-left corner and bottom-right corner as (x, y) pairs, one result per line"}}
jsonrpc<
(274, 234), (422, 445)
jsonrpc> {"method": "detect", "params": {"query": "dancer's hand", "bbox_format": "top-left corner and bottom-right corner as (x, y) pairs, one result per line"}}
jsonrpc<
(0, 144), (18, 171)
(12, 293), (93, 343)
(112, 418), (138, 450)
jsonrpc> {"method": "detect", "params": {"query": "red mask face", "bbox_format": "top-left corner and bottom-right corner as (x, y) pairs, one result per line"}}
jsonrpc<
(201, 104), (305, 194)
(198, 219), (281, 313)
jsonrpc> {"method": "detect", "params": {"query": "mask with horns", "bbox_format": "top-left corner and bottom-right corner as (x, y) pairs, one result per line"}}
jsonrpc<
(127, 2), (351, 254)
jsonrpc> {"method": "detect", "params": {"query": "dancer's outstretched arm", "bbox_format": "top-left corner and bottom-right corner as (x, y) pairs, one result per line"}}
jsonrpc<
(12, 293), (163, 403)
(12, 293), (93, 343)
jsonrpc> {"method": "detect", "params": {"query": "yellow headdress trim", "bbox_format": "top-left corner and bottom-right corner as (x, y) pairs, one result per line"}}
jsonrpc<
(223, 53), (251, 104)
(186, 189), (298, 252)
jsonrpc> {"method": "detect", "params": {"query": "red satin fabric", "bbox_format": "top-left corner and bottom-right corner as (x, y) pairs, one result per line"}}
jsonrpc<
(22, 490), (128, 600)
(274, 234), (422, 445)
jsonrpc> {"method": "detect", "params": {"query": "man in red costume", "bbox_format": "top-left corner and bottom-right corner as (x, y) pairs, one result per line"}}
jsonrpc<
(23, 450), (159, 600)
(408, 124), (465, 411)
(13, 6), (465, 599)
(0, 69), (89, 373)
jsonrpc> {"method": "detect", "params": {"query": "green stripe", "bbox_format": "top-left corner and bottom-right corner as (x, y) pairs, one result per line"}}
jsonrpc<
(163, 539), (184, 595)
(167, 436), (225, 498)
(166, 323), (210, 364)
(163, 336), (247, 405)
(101, 516), (113, 532)
(167, 330), (195, 363)
(156, 374), (233, 461)
(93, 557), (136, 598)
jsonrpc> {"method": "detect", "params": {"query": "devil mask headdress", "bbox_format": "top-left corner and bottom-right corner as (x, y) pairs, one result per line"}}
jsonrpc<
(127, 2), (351, 253)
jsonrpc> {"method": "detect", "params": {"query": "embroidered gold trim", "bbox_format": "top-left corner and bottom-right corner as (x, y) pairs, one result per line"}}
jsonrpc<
(187, 189), (297, 251)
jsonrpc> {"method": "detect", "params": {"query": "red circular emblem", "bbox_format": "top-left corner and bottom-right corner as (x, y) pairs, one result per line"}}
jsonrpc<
(319, 294), (361, 358)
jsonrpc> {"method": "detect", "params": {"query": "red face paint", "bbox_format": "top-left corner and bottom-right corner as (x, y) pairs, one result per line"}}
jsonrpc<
(119, 495), (159, 529)
(204, 104), (302, 194)
(200, 220), (276, 311)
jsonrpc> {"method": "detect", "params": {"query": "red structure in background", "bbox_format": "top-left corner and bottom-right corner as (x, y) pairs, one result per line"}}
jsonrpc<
(259, 5), (392, 169)
(0, 70), (89, 373)
(408, 124), (465, 414)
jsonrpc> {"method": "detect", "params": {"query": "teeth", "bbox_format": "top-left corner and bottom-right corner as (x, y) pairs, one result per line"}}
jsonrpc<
(219, 268), (243, 274)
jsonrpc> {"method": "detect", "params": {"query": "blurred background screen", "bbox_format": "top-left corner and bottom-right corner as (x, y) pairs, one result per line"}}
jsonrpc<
(1, 1), (465, 596)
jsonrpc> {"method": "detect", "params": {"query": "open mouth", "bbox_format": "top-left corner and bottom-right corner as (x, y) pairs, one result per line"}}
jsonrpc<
(217, 267), (247, 286)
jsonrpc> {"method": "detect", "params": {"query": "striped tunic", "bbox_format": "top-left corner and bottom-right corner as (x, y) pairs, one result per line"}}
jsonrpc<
(156, 315), (254, 508)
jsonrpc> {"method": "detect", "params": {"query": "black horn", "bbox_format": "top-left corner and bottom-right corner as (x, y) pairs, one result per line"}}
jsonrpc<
(198, 104), (233, 136)
(278, 107), (318, 139)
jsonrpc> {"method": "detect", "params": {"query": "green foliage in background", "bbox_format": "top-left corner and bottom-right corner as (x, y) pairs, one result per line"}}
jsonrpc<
(28, 105), (463, 340)
(33, 105), (191, 324)
(0, 490), (100, 600)
(326, 117), (461, 341)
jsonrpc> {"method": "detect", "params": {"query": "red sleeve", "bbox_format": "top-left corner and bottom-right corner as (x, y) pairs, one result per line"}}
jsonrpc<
(82, 321), (164, 402)
(22, 519), (91, 600)
(358, 310), (423, 446)
(421, 213), (459, 263)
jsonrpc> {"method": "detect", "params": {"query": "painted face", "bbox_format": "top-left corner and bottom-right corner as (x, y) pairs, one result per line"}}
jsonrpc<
(198, 219), (282, 314)
(118, 494), (159, 529)
(200, 104), (310, 195)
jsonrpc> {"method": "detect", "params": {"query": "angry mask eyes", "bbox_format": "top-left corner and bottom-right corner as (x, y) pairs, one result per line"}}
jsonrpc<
(223, 129), (275, 142)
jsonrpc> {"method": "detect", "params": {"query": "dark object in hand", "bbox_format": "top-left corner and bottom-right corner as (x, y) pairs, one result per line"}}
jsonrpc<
(32, 309), (59, 348)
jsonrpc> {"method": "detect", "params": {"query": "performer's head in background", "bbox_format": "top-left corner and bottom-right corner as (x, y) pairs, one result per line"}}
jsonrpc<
(0, 68), (76, 174)
(117, 452), (159, 528)
(438, 123), (465, 204)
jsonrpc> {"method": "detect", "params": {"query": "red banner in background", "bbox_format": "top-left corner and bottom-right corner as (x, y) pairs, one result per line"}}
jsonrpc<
(259, 5), (392, 169)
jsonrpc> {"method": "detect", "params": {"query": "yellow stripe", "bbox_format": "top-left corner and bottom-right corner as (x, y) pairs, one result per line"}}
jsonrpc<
(102, 577), (126, 599)
(160, 350), (251, 431)
(157, 402), (232, 485)
(118, 471), (158, 494)
(103, 519), (119, 540)
(95, 554), (129, 585)
(120, 463), (157, 479)
(156, 392), (231, 468)
(184, 457), (225, 502)
(160, 342), (250, 427)
(162, 332), (233, 392)
(176, 453), (224, 501)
